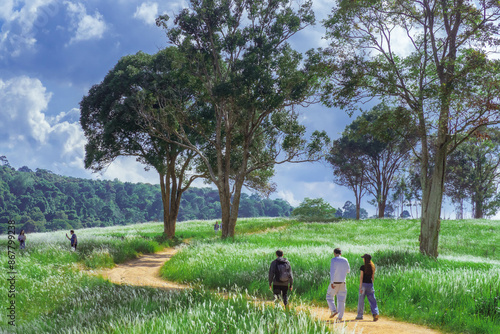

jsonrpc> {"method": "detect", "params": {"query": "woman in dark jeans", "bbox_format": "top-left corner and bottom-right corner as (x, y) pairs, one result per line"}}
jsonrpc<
(356, 253), (379, 321)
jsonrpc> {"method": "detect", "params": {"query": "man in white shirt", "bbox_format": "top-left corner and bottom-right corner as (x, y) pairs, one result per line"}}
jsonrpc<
(326, 248), (350, 321)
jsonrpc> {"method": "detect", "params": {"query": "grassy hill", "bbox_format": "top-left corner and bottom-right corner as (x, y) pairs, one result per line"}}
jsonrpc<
(1, 218), (498, 333)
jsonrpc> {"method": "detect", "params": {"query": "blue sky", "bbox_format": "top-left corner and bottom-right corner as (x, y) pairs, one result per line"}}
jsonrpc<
(0, 0), (490, 219)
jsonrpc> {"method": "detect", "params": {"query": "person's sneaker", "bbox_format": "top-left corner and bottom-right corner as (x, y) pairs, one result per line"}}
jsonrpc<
(373, 314), (379, 322)
(329, 311), (338, 318)
(355, 316), (363, 320)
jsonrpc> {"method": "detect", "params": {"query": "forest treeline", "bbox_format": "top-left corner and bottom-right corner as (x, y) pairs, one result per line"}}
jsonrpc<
(0, 162), (292, 234)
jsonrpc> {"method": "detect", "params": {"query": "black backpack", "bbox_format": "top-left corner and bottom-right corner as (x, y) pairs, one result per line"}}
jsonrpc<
(275, 261), (291, 282)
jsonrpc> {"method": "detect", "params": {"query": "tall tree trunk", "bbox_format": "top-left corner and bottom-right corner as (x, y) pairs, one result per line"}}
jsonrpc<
(378, 201), (386, 218)
(227, 178), (245, 237)
(419, 129), (448, 257)
(474, 200), (483, 219)
(166, 163), (180, 239)
(159, 158), (187, 239)
(159, 172), (172, 237)
(219, 184), (232, 239)
(355, 191), (361, 220)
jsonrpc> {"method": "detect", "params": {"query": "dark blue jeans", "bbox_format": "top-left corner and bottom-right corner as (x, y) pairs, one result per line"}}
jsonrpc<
(273, 285), (289, 306)
(357, 283), (379, 317)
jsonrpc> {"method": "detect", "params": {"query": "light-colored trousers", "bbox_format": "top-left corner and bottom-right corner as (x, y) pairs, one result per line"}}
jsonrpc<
(326, 282), (347, 319)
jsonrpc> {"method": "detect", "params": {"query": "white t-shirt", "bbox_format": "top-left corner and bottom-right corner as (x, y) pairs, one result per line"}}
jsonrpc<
(330, 256), (350, 283)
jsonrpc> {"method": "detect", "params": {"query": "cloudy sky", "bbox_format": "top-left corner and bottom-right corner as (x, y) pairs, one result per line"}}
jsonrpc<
(0, 0), (492, 219)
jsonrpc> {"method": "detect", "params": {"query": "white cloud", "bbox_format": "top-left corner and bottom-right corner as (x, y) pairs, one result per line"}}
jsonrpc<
(0, 76), (85, 175)
(133, 2), (158, 26)
(0, 76), (176, 184)
(275, 190), (300, 207)
(95, 156), (159, 184)
(65, 1), (106, 44)
(0, 0), (58, 58)
(0, 76), (52, 144)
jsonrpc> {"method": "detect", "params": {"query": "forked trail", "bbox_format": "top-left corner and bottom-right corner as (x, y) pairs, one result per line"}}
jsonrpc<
(100, 248), (440, 334)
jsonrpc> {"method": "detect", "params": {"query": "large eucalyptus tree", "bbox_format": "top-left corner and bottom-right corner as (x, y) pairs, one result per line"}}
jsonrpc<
(141, 0), (329, 238)
(321, 0), (500, 256)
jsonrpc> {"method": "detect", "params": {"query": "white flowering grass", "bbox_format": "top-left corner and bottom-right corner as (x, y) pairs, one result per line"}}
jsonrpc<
(0, 217), (312, 333)
(4, 278), (340, 334)
(161, 218), (500, 334)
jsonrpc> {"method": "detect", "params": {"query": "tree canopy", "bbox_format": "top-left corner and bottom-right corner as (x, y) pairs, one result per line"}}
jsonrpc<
(80, 48), (205, 238)
(291, 197), (337, 222)
(142, 0), (330, 238)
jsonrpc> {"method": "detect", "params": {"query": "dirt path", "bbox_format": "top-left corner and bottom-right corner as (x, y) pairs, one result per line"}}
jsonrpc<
(101, 247), (187, 291)
(99, 248), (440, 334)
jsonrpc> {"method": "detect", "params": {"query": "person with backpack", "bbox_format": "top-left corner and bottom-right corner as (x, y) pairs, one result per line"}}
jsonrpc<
(356, 254), (379, 321)
(326, 248), (350, 322)
(268, 250), (293, 309)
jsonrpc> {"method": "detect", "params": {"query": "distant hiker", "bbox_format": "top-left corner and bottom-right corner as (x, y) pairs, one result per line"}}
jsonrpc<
(356, 254), (379, 321)
(269, 249), (293, 309)
(18, 230), (26, 249)
(66, 230), (77, 251)
(326, 248), (350, 321)
(214, 221), (220, 233)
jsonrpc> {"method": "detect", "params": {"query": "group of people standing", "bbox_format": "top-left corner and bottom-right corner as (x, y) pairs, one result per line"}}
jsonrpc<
(16, 229), (77, 251)
(268, 248), (379, 322)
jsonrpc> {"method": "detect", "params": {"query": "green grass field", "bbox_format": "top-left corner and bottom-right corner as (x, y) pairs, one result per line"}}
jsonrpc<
(161, 218), (500, 334)
(0, 218), (498, 333)
(0, 219), (334, 334)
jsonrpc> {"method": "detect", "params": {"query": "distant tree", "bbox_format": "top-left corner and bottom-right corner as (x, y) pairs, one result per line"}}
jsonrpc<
(341, 201), (367, 220)
(446, 129), (500, 218)
(292, 198), (337, 221)
(342, 105), (416, 218)
(146, 0), (330, 238)
(384, 202), (395, 218)
(445, 144), (473, 219)
(400, 210), (411, 219)
(18, 166), (33, 173)
(327, 137), (367, 220)
(8, 173), (34, 196)
(335, 208), (343, 218)
(0, 156), (11, 168)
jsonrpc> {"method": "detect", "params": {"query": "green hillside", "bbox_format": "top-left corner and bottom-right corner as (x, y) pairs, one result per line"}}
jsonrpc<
(0, 163), (292, 234)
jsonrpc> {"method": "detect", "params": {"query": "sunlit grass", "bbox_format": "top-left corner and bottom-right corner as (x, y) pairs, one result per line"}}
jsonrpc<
(161, 218), (500, 334)
(2, 217), (330, 333)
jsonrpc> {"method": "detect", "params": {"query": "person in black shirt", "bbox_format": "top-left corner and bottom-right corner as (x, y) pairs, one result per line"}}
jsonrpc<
(268, 249), (293, 309)
(355, 254), (379, 321)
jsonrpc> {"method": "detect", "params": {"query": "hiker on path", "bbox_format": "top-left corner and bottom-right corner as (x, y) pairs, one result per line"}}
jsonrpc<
(356, 253), (379, 321)
(214, 221), (220, 233)
(66, 230), (77, 251)
(326, 248), (350, 321)
(18, 230), (26, 249)
(269, 249), (293, 309)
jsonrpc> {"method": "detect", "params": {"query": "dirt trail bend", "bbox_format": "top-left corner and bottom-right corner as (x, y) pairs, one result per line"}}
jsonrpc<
(101, 247), (187, 291)
(99, 248), (440, 334)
